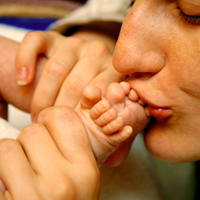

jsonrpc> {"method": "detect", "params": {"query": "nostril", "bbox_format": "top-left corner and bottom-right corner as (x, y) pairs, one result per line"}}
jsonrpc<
(126, 72), (155, 80)
(127, 72), (143, 79)
(133, 72), (143, 78)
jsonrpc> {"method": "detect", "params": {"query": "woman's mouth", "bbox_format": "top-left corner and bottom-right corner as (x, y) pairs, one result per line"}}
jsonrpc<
(128, 82), (173, 120)
(137, 97), (173, 119)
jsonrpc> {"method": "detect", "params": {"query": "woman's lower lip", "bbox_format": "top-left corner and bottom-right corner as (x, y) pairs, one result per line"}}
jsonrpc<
(148, 106), (173, 119)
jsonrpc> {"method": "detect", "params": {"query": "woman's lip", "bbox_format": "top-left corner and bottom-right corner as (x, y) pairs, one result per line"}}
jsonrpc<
(137, 98), (173, 119)
(135, 93), (173, 119)
(148, 106), (173, 119)
(128, 85), (173, 119)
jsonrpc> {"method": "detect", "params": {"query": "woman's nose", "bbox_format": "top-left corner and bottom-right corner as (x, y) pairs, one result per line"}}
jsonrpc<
(113, 1), (166, 76)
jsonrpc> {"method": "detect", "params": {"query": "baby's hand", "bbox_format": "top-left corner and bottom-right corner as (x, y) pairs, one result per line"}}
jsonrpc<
(15, 31), (125, 122)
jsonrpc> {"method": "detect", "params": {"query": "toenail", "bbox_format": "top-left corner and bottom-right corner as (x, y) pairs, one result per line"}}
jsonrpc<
(138, 99), (146, 106)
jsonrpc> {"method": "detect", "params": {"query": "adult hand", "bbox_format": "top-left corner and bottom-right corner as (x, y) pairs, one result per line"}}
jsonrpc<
(0, 106), (100, 199)
(15, 31), (125, 122)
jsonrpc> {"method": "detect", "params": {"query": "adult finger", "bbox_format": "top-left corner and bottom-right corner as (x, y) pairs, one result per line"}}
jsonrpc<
(30, 48), (78, 122)
(30, 36), (86, 122)
(90, 63), (126, 97)
(54, 45), (125, 109)
(0, 191), (6, 200)
(17, 123), (67, 175)
(17, 122), (90, 200)
(80, 40), (126, 97)
(54, 56), (104, 109)
(37, 106), (101, 199)
(0, 139), (36, 199)
(34, 107), (100, 199)
(0, 179), (6, 194)
(15, 31), (54, 85)
(37, 106), (96, 164)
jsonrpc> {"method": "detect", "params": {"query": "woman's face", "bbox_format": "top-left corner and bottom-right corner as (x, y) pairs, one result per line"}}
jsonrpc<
(113, 0), (200, 162)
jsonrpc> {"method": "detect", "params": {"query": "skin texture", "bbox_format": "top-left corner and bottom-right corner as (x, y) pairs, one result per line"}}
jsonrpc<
(0, 22), (124, 197)
(4, 0), (200, 196)
(15, 23), (123, 122)
(0, 106), (100, 200)
(13, 29), (127, 166)
(0, 36), (45, 114)
(113, 0), (200, 163)
(1, 23), (124, 119)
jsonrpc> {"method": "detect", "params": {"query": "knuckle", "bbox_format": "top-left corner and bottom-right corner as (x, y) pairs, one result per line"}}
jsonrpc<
(48, 30), (60, 37)
(87, 169), (100, 184)
(24, 31), (43, 42)
(90, 163), (100, 179)
(19, 124), (44, 140)
(31, 96), (52, 113)
(80, 160), (100, 180)
(47, 106), (69, 121)
(92, 40), (109, 50)
(44, 59), (66, 81)
(46, 106), (79, 125)
(65, 75), (87, 95)
(0, 139), (18, 155)
(66, 36), (85, 47)
(51, 178), (74, 199)
(31, 103), (45, 114)
(80, 164), (101, 192)
(88, 41), (111, 57)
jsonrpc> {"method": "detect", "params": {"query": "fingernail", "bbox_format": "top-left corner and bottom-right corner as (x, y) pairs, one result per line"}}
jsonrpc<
(32, 114), (38, 123)
(17, 67), (28, 85)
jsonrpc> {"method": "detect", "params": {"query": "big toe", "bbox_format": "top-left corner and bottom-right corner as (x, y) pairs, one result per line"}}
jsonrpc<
(105, 83), (126, 106)
(81, 85), (102, 109)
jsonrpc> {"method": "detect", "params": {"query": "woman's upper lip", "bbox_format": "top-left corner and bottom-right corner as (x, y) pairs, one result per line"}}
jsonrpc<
(137, 93), (164, 108)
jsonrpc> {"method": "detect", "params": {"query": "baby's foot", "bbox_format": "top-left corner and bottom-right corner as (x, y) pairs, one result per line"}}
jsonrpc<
(105, 82), (150, 134)
(78, 82), (149, 166)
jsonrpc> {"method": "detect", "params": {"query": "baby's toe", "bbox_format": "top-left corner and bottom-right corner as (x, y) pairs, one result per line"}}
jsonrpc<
(102, 116), (124, 135)
(128, 89), (139, 102)
(94, 107), (117, 127)
(120, 82), (131, 95)
(108, 126), (133, 145)
(90, 99), (111, 120)
(106, 83), (126, 106)
(81, 85), (102, 109)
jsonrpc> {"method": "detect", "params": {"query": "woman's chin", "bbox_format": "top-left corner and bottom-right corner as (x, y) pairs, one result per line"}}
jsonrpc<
(143, 123), (199, 163)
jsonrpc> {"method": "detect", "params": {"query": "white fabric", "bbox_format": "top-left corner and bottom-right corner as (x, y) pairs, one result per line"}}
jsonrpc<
(50, 0), (130, 33)
(0, 118), (19, 139)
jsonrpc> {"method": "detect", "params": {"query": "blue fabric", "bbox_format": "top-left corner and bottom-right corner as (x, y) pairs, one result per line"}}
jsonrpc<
(0, 17), (58, 30)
